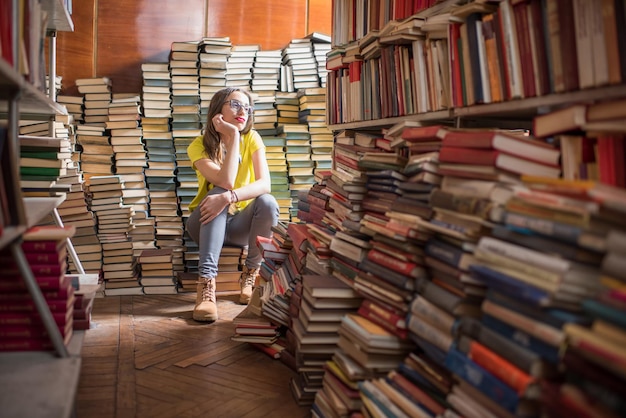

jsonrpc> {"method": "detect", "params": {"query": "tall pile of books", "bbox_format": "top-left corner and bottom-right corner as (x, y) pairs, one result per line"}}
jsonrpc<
(88, 175), (141, 296)
(298, 87), (332, 177)
(251, 49), (282, 94)
(225, 44), (258, 89)
(289, 274), (362, 406)
(283, 38), (320, 91)
(197, 37), (231, 114)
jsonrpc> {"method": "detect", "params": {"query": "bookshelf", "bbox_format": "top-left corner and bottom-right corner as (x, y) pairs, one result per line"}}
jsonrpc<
(316, 0), (626, 417)
(0, 0), (80, 416)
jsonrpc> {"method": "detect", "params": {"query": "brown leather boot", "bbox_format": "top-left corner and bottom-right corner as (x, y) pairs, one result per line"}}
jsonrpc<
(193, 277), (218, 322)
(238, 266), (259, 305)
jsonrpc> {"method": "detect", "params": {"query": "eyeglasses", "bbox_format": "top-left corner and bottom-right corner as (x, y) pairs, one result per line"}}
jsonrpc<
(224, 99), (254, 115)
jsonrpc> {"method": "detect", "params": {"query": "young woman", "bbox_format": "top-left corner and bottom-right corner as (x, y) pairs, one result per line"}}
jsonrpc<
(186, 87), (279, 322)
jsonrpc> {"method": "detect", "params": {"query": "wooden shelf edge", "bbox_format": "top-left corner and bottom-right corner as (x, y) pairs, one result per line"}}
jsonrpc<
(327, 84), (626, 131)
(328, 109), (453, 131)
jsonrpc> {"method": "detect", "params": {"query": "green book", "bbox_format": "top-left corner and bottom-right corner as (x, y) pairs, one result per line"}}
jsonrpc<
(20, 150), (66, 159)
(20, 166), (63, 176)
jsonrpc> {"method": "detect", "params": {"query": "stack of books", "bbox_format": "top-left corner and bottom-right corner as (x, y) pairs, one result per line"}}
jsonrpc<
(69, 273), (100, 330)
(107, 93), (144, 159)
(77, 77), (112, 126)
(225, 44), (258, 89)
(307, 32), (331, 87)
(232, 301), (281, 345)
(87, 175), (141, 296)
(197, 36), (231, 111)
(138, 248), (177, 295)
(122, 172), (156, 257)
(56, 94), (84, 124)
(299, 87), (332, 177)
(282, 38), (319, 91)
(0, 225), (76, 351)
(18, 135), (73, 195)
(75, 124), (113, 182)
(289, 274), (363, 406)
(141, 62), (172, 119)
(251, 49), (281, 94)
(252, 92), (279, 134)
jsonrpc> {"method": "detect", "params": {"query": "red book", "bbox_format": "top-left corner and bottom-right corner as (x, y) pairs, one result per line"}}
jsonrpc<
(0, 286), (73, 301)
(468, 339), (535, 395)
(0, 310), (72, 327)
(0, 296), (74, 313)
(441, 129), (560, 165)
(449, 22), (464, 107)
(28, 262), (67, 277)
(357, 299), (407, 339)
(21, 240), (66, 253)
(596, 135), (626, 188)
(366, 248), (426, 279)
(249, 342), (283, 359)
(387, 370), (446, 415)
(0, 273), (69, 291)
(401, 124), (449, 142)
(438, 146), (561, 178)
(513, 1), (536, 98)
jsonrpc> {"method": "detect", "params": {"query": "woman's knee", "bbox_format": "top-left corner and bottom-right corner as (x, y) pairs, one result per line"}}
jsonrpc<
(255, 194), (279, 218)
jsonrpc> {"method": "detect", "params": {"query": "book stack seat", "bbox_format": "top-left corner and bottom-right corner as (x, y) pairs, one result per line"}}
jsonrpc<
(138, 248), (177, 295)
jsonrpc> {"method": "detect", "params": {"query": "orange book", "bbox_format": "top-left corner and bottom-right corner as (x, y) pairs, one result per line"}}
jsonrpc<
(468, 340), (535, 395)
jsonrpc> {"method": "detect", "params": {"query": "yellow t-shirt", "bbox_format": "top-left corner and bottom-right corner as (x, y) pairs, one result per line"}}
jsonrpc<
(187, 130), (264, 212)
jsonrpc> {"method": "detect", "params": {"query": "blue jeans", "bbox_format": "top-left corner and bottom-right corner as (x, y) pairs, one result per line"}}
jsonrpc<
(186, 186), (279, 279)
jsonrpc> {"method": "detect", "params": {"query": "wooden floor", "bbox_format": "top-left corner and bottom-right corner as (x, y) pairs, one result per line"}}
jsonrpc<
(75, 292), (310, 418)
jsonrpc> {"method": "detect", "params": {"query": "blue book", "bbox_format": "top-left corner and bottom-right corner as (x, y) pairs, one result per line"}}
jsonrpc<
(486, 289), (592, 329)
(358, 380), (403, 418)
(445, 345), (520, 413)
(469, 264), (551, 306)
(482, 314), (560, 364)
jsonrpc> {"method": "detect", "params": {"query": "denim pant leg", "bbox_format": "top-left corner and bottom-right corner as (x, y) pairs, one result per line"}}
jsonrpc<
(186, 187), (230, 279)
(224, 193), (279, 269)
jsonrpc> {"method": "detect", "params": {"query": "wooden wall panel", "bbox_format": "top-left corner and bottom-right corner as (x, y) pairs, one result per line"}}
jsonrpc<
(55, 0), (332, 95)
(206, 0), (308, 49)
(55, 0), (96, 95)
(97, 0), (206, 94)
(307, 0), (332, 37)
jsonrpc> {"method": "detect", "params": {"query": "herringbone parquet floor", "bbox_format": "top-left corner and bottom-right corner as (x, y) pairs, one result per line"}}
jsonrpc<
(75, 293), (310, 418)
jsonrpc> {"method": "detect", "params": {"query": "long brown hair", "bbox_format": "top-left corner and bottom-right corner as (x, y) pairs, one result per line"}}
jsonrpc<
(202, 87), (254, 164)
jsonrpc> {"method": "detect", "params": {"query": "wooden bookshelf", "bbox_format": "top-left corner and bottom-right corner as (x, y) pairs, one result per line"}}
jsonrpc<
(0, 0), (79, 416)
